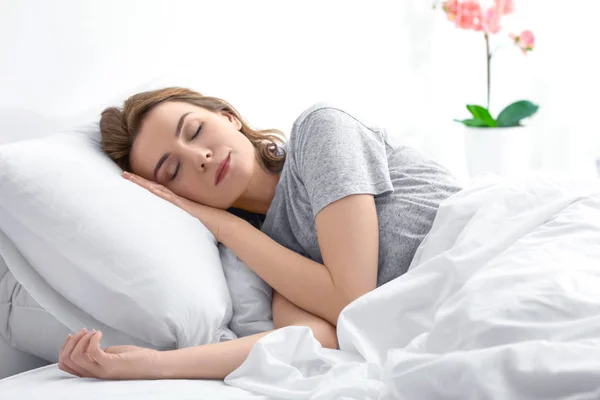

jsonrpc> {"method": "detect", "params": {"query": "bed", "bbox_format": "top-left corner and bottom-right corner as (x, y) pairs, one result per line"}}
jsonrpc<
(2, 2), (600, 397)
(0, 365), (271, 400)
(2, 174), (600, 399)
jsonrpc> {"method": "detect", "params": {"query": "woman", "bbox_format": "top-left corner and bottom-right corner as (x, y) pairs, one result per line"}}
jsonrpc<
(58, 87), (462, 380)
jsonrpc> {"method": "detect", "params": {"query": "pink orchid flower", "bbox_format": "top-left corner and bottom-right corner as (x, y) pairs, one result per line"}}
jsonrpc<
(482, 7), (502, 34)
(456, 1), (484, 31)
(436, 1), (537, 116)
(441, 1), (522, 36)
(495, 0), (514, 15)
(510, 30), (535, 54)
(443, 0), (459, 20)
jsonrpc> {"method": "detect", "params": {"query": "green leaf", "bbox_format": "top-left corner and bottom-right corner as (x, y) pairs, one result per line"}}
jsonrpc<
(496, 100), (540, 127)
(454, 118), (489, 127)
(466, 105), (497, 127)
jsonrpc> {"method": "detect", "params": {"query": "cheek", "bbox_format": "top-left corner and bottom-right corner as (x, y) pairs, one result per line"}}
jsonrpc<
(170, 176), (206, 204)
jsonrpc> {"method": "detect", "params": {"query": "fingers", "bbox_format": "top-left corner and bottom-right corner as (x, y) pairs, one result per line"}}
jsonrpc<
(60, 363), (83, 377)
(87, 331), (109, 363)
(122, 171), (148, 184)
(122, 172), (175, 198)
(122, 172), (191, 215)
(71, 330), (99, 370)
(146, 183), (171, 197)
(122, 171), (159, 190)
(59, 329), (91, 377)
(58, 334), (84, 377)
(59, 329), (108, 379)
(59, 333), (71, 354)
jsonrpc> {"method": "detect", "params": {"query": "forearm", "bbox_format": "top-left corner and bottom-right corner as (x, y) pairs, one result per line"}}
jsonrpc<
(159, 331), (271, 379)
(159, 321), (337, 380)
(219, 217), (345, 326)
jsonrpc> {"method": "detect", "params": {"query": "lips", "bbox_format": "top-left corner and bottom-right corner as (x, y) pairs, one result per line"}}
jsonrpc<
(215, 153), (231, 185)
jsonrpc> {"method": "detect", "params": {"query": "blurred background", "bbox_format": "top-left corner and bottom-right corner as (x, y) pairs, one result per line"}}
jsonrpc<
(1, 0), (598, 182)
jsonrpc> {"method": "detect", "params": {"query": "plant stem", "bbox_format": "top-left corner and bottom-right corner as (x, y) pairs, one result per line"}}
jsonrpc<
(490, 43), (512, 58)
(485, 33), (491, 111)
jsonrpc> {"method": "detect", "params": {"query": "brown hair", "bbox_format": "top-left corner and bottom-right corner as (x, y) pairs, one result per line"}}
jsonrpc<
(99, 87), (286, 173)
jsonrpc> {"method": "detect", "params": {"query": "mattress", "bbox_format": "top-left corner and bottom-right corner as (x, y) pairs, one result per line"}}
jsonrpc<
(0, 364), (271, 400)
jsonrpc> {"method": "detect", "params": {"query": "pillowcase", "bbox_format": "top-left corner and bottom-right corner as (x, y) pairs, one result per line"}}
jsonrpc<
(0, 228), (273, 364)
(219, 245), (274, 337)
(0, 131), (235, 350)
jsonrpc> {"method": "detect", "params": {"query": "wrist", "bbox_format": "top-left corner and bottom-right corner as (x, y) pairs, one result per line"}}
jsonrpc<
(155, 349), (180, 379)
(217, 212), (247, 244)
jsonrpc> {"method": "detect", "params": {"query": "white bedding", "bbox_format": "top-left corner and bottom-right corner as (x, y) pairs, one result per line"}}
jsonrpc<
(0, 333), (48, 380)
(0, 365), (271, 400)
(226, 174), (600, 399)
(3, 174), (600, 399)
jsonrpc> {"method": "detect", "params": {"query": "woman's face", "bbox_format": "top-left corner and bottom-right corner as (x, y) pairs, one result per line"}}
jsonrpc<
(129, 101), (257, 209)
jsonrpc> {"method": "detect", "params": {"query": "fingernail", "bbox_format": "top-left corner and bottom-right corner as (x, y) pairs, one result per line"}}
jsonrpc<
(92, 329), (97, 333)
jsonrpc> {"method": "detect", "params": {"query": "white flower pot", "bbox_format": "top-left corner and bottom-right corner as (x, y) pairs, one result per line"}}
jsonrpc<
(464, 125), (533, 178)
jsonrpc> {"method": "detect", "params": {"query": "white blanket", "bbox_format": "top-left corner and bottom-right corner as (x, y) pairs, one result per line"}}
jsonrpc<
(225, 174), (600, 399)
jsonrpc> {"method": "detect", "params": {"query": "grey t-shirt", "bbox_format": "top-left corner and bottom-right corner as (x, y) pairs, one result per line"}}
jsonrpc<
(261, 102), (462, 287)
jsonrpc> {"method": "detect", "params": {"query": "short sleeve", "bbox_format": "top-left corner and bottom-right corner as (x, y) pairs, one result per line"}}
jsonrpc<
(294, 107), (393, 217)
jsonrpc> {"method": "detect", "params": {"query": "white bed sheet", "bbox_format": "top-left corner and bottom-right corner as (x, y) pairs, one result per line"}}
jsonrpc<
(225, 174), (600, 399)
(0, 364), (271, 400)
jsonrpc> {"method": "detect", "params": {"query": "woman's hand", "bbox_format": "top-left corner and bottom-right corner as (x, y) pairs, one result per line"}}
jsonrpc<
(58, 329), (163, 380)
(123, 171), (232, 241)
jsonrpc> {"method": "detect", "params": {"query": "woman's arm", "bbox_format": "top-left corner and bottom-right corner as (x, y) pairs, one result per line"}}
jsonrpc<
(59, 289), (338, 380)
(272, 291), (338, 349)
(161, 291), (337, 379)
(219, 194), (379, 326)
(123, 171), (379, 328)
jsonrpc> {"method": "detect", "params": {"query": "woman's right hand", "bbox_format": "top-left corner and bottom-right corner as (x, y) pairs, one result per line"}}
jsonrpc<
(58, 329), (163, 380)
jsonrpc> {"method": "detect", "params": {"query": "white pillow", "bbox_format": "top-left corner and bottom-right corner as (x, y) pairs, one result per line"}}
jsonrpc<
(219, 245), (274, 337)
(0, 131), (234, 350)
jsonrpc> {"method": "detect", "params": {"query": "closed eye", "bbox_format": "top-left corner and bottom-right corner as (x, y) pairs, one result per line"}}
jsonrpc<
(171, 163), (180, 181)
(190, 123), (203, 141)
(171, 123), (201, 181)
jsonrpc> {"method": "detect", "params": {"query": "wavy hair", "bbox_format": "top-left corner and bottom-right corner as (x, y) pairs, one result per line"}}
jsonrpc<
(99, 87), (286, 173)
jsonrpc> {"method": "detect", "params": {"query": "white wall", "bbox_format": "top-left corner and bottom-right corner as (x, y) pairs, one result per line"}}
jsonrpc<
(1, 0), (598, 178)
(0, 0), (415, 143)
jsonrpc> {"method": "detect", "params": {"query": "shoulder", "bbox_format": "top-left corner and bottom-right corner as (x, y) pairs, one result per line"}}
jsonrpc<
(291, 101), (361, 131)
(289, 102), (385, 151)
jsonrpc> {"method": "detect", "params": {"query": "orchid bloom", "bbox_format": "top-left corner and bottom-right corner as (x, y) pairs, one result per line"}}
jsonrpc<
(437, 1), (536, 112)
(495, 0), (514, 15)
(510, 30), (535, 54)
(442, 0), (516, 34)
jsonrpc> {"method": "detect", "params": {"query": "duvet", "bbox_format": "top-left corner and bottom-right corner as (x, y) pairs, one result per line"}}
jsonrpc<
(226, 174), (600, 400)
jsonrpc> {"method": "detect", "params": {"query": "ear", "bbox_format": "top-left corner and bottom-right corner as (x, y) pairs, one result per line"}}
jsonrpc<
(221, 111), (242, 131)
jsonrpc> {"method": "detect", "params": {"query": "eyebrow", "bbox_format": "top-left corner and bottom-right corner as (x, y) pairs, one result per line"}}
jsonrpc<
(175, 112), (192, 138)
(153, 112), (193, 181)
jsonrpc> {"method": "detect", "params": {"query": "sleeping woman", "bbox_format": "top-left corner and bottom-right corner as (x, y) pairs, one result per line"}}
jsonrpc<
(57, 87), (462, 380)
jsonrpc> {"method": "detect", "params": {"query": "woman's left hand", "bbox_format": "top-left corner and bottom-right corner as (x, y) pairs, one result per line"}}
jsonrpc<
(58, 329), (163, 380)
(123, 171), (231, 241)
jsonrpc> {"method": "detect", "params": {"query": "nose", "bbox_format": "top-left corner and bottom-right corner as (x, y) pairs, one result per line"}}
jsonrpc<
(191, 147), (213, 171)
